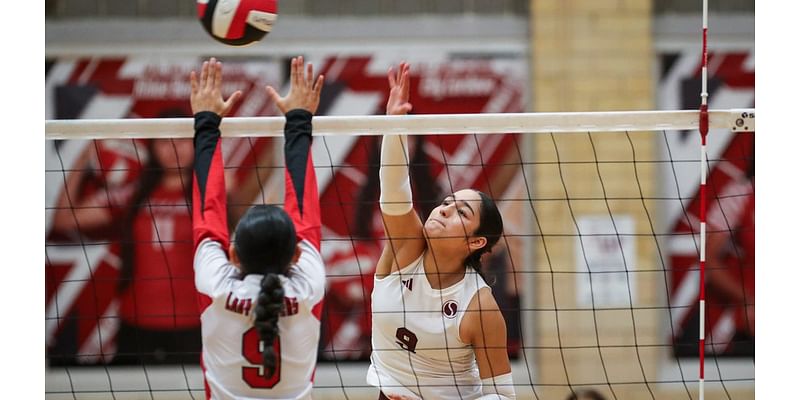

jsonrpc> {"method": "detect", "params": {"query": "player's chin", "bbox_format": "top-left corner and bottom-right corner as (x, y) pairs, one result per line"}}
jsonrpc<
(424, 226), (460, 245)
(423, 220), (444, 236)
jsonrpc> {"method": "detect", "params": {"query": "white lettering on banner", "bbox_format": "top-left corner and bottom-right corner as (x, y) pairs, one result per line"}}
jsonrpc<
(419, 77), (496, 100)
(133, 66), (253, 100)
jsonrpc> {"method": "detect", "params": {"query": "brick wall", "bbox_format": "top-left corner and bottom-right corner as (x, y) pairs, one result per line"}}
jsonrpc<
(530, 2), (658, 399)
(528, 1), (753, 399)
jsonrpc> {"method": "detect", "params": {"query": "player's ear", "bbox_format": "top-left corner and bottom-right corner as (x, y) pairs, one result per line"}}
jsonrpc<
(468, 236), (487, 253)
(228, 244), (242, 269)
(291, 243), (302, 265)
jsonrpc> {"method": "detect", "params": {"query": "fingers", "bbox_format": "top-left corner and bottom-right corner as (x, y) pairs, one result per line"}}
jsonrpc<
(200, 60), (209, 90)
(265, 85), (281, 104)
(396, 63), (404, 86)
(290, 55), (321, 93)
(190, 70), (198, 95)
(387, 66), (396, 88)
(306, 61), (314, 88)
(291, 57), (300, 89)
(401, 67), (411, 101)
(295, 56), (302, 86)
(388, 63), (410, 89)
(313, 74), (325, 96)
(223, 90), (243, 115)
(206, 57), (218, 91)
(212, 59), (223, 92)
(265, 85), (288, 114)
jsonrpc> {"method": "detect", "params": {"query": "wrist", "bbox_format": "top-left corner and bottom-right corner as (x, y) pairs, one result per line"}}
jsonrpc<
(286, 108), (313, 119)
(194, 111), (222, 133)
(194, 110), (221, 119)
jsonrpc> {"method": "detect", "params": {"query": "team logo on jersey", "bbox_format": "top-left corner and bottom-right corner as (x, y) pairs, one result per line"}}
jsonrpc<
(442, 300), (458, 319)
(402, 278), (413, 291)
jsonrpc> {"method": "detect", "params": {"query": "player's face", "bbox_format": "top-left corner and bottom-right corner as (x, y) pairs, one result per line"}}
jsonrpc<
(424, 189), (483, 243)
(153, 138), (194, 170)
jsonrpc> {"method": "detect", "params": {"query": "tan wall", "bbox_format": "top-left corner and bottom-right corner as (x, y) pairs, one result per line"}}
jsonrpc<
(529, 1), (753, 399)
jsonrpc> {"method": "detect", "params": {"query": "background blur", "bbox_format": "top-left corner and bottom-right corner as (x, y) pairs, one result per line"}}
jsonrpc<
(45, 1), (755, 399)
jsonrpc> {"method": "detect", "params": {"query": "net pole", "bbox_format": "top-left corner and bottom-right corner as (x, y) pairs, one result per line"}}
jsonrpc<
(698, 0), (709, 399)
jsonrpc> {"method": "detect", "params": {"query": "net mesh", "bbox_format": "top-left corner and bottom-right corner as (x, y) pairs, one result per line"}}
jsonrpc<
(45, 112), (754, 399)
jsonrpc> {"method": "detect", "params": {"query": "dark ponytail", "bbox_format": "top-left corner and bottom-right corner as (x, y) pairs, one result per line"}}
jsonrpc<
(253, 273), (284, 377)
(233, 204), (297, 377)
(464, 190), (504, 283)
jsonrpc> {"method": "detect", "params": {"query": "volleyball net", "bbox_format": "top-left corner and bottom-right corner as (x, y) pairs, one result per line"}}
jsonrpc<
(45, 109), (754, 399)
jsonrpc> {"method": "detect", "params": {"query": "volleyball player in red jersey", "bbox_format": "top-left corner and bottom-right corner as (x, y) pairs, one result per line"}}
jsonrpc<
(115, 136), (202, 363)
(191, 56), (326, 399)
(52, 128), (202, 364)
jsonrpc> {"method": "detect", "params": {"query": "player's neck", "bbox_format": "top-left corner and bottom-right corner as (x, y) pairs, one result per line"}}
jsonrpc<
(422, 248), (466, 290)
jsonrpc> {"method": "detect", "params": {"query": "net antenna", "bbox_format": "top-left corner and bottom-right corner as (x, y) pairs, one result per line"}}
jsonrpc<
(699, 1), (709, 398)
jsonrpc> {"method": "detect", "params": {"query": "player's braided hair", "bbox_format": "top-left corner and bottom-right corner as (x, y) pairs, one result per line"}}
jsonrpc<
(463, 190), (503, 284)
(234, 204), (297, 377)
(254, 273), (284, 377)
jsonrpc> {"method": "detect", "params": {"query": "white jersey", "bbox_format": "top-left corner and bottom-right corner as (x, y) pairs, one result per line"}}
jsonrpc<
(194, 238), (325, 400)
(367, 254), (489, 399)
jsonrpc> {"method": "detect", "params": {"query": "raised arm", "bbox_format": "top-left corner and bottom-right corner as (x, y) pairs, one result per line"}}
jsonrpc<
(463, 289), (516, 399)
(375, 62), (426, 278)
(266, 56), (324, 251)
(51, 145), (114, 234)
(263, 56), (326, 309)
(190, 58), (242, 250)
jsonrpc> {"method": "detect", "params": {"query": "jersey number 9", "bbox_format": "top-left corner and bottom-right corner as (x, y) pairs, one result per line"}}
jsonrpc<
(395, 327), (418, 353)
(242, 327), (282, 388)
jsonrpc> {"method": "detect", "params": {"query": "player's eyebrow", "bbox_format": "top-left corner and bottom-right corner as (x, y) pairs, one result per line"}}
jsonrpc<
(446, 193), (475, 217)
(458, 200), (475, 217)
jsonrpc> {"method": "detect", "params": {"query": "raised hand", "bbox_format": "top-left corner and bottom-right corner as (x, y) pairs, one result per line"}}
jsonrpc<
(190, 57), (243, 116)
(266, 56), (325, 115)
(386, 62), (412, 116)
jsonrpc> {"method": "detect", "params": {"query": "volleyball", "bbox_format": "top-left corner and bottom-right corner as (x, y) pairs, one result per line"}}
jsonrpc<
(197, 0), (278, 46)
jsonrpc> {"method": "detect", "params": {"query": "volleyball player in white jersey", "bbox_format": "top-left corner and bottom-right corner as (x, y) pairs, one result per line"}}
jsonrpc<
(367, 62), (516, 400)
(191, 56), (325, 399)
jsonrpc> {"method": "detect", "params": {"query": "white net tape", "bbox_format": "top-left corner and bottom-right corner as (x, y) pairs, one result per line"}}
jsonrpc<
(46, 109), (755, 139)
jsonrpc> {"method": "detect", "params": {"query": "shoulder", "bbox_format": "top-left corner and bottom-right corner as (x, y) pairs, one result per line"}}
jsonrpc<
(467, 287), (500, 313)
(375, 252), (423, 281)
(290, 240), (325, 281)
(461, 287), (505, 345)
(194, 239), (240, 295)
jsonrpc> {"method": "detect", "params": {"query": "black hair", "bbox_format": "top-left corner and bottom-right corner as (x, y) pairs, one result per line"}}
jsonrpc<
(566, 389), (607, 400)
(234, 205), (297, 377)
(463, 190), (504, 283)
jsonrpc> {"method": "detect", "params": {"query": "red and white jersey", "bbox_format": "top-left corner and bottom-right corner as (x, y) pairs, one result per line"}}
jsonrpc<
(192, 110), (325, 399)
(367, 254), (489, 399)
(194, 238), (324, 399)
